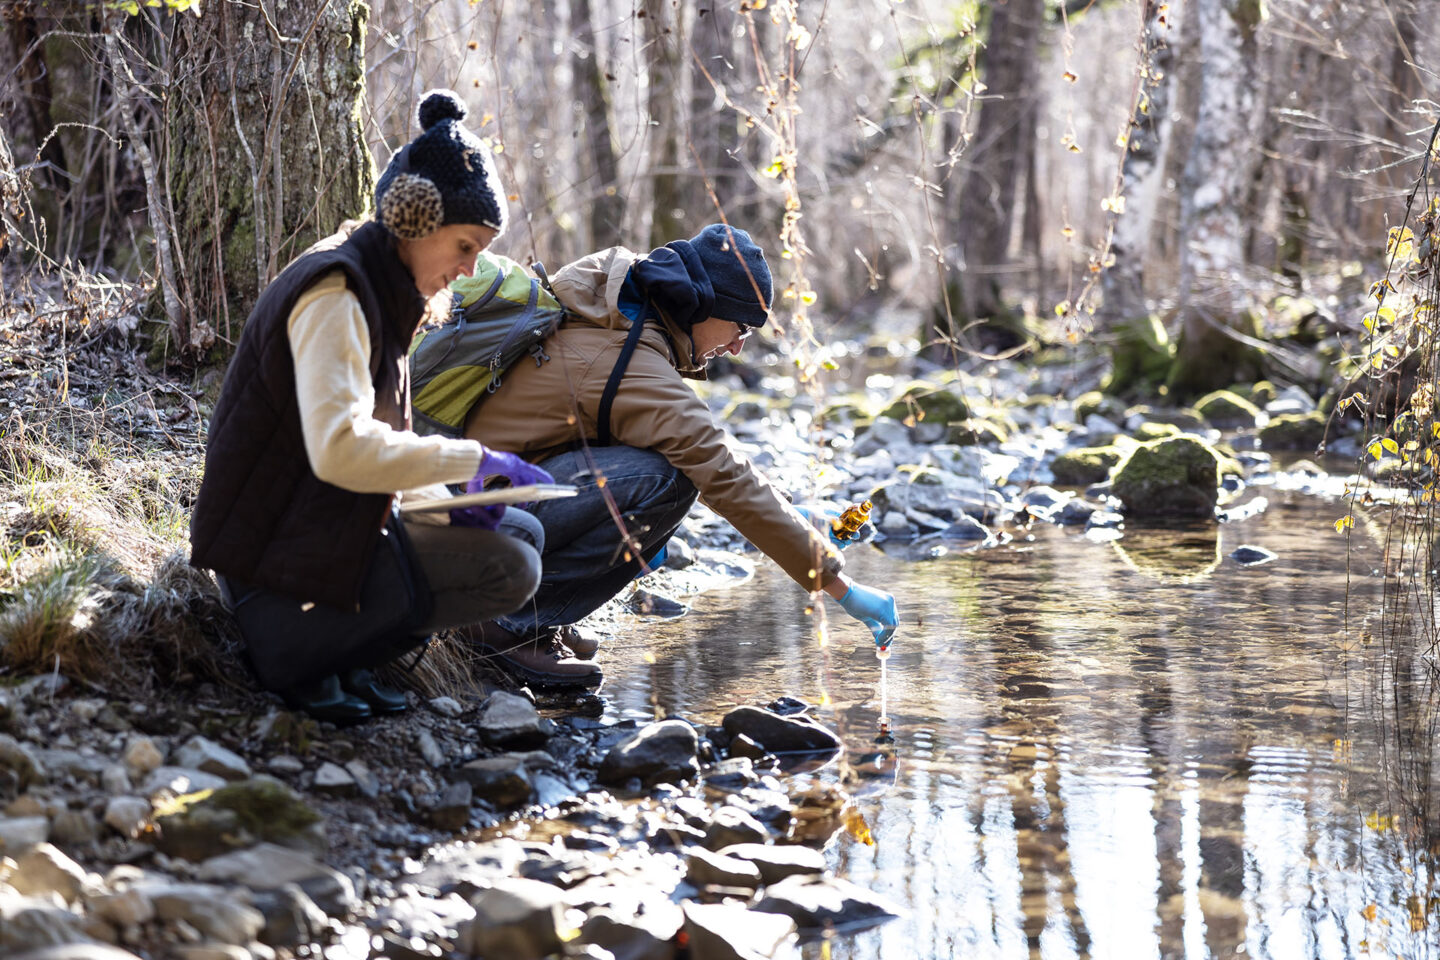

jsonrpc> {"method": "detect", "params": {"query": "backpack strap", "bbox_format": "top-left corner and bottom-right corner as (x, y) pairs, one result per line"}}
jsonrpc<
(597, 297), (649, 447)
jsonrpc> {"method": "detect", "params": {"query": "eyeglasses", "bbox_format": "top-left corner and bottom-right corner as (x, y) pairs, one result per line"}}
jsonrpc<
(735, 324), (754, 341)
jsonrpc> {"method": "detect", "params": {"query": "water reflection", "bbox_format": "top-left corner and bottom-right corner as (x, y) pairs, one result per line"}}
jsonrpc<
(600, 490), (1440, 959)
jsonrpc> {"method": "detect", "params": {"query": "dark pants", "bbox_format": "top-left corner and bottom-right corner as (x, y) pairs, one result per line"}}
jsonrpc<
(224, 515), (541, 690)
(496, 446), (698, 637)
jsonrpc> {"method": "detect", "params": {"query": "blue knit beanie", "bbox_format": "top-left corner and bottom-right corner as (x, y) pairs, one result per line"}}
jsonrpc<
(374, 90), (507, 240)
(688, 224), (773, 327)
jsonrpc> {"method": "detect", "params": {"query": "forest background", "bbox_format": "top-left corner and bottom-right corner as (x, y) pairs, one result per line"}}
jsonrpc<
(1, 0), (1431, 398)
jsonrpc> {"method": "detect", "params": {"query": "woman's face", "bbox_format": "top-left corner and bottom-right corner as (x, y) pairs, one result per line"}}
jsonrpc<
(690, 316), (752, 363)
(398, 224), (499, 297)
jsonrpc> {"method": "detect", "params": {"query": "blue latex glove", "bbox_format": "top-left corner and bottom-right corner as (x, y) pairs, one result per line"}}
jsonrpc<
(794, 504), (870, 550)
(632, 542), (669, 580)
(837, 581), (898, 648)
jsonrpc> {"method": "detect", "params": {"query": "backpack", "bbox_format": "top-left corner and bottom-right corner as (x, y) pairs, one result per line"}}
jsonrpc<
(409, 252), (565, 437)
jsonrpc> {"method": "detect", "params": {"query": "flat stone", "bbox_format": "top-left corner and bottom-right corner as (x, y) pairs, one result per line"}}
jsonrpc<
(579, 908), (675, 960)
(477, 692), (548, 749)
(0, 896), (92, 953)
(1229, 545), (1278, 566)
(681, 900), (798, 960)
(427, 696), (465, 719)
(455, 756), (534, 807)
(10, 842), (89, 903)
(715, 843), (826, 885)
(174, 737), (252, 782)
(754, 874), (903, 935)
(686, 847), (763, 889)
(312, 763), (356, 797)
(416, 730), (447, 768)
(431, 781), (473, 832)
(50, 808), (99, 846)
(88, 887), (157, 928)
(703, 807), (770, 850)
(720, 707), (841, 756)
(143, 881), (266, 944)
(344, 760), (381, 799)
(266, 756), (304, 776)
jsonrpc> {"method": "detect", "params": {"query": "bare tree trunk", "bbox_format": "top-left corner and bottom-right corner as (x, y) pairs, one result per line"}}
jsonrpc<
(644, 0), (685, 246)
(168, 0), (373, 356)
(1168, 0), (1268, 396)
(954, 0), (1044, 326)
(1100, 0), (1177, 395)
(571, 0), (625, 250)
(689, 2), (741, 222)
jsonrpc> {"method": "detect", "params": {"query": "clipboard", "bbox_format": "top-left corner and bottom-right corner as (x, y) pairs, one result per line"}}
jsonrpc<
(399, 483), (579, 515)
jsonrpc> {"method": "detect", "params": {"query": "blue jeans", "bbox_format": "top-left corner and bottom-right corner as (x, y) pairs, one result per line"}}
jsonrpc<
(496, 446), (697, 637)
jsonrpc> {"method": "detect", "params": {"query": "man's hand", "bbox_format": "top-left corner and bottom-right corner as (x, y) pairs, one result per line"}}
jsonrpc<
(836, 580), (898, 648)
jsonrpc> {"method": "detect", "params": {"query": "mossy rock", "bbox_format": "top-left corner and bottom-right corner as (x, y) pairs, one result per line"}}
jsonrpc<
(1073, 390), (1125, 422)
(1370, 459), (1430, 485)
(1194, 390), (1261, 428)
(946, 418), (1009, 446)
(1111, 434), (1225, 518)
(880, 385), (969, 424)
(815, 401), (868, 428)
(1245, 380), (1277, 406)
(1052, 446), (1124, 486)
(1257, 412), (1326, 451)
(1133, 422), (1182, 442)
(154, 778), (324, 862)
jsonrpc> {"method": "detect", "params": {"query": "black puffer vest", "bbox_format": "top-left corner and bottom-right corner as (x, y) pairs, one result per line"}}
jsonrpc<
(190, 221), (426, 610)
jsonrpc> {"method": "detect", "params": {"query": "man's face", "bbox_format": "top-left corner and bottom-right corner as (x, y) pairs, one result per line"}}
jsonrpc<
(691, 316), (753, 363)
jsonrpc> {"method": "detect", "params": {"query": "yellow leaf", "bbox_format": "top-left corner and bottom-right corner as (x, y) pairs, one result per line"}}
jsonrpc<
(1369, 441), (1384, 459)
(1382, 437), (1400, 454)
(1063, 70), (1078, 83)
(1362, 903), (1378, 921)
(1335, 515), (1354, 533)
(1388, 226), (1415, 261)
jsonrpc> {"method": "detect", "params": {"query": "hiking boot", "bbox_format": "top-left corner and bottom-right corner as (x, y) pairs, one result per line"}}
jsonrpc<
(281, 674), (372, 724)
(340, 668), (408, 714)
(460, 623), (602, 690)
(556, 624), (601, 660)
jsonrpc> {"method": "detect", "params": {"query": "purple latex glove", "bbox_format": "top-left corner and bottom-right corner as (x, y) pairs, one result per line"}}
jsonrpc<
(449, 501), (506, 530)
(470, 449), (556, 493)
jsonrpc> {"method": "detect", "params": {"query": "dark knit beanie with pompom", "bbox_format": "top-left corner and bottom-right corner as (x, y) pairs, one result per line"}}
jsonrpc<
(374, 90), (507, 240)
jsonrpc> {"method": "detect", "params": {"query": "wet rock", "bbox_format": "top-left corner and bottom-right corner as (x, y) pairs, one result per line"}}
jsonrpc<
(939, 515), (991, 541)
(10, 842), (89, 903)
(945, 418), (1008, 446)
(431, 781), (472, 832)
(249, 884), (329, 948)
(1084, 510), (1124, 531)
(715, 843), (826, 884)
(764, 696), (809, 717)
(664, 536), (696, 569)
(0, 735), (46, 790)
(173, 737), (251, 782)
(312, 762), (357, 797)
(0, 815), (50, 851)
(427, 696), (465, 719)
(457, 877), (568, 959)
(7, 944), (136, 960)
(1055, 498), (1100, 526)
(265, 757), (303, 777)
(753, 875), (903, 936)
(720, 707), (841, 756)
(876, 510), (914, 539)
(851, 417), (913, 459)
(726, 734), (768, 761)
(141, 767), (227, 798)
(1195, 390), (1261, 428)
(1111, 435), (1224, 518)
(169, 946), (251, 960)
(1257, 411), (1326, 451)
(1083, 413), (1122, 443)
(598, 720), (699, 788)
(1229, 545), (1278, 566)
(154, 779), (324, 861)
(103, 797), (151, 838)
(455, 756), (533, 807)
(686, 847), (763, 889)
(628, 589), (689, 618)
(477, 692), (548, 749)
(1266, 384), (1317, 414)
(1133, 421), (1181, 441)
(144, 882), (265, 944)
(1051, 446), (1123, 486)
(1125, 405), (1206, 432)
(101, 765), (132, 795)
(580, 908), (677, 960)
(880, 385), (969, 425)
(681, 900), (798, 960)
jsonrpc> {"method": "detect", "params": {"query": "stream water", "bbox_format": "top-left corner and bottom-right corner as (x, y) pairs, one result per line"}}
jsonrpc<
(598, 485), (1440, 959)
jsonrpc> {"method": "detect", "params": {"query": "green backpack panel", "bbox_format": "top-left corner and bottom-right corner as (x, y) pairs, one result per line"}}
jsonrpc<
(409, 252), (565, 437)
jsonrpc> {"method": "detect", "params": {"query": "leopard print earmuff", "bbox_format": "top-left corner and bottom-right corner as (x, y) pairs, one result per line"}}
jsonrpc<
(378, 173), (444, 240)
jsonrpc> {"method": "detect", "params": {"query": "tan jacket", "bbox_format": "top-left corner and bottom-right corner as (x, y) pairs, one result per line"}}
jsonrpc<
(463, 247), (843, 591)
